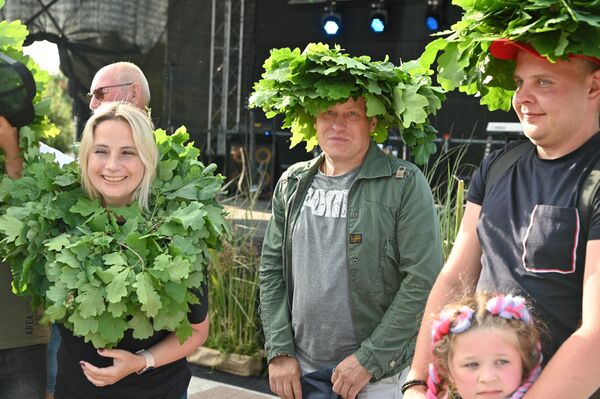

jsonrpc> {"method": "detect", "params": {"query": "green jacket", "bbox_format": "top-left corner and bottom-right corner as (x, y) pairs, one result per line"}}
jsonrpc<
(259, 142), (442, 380)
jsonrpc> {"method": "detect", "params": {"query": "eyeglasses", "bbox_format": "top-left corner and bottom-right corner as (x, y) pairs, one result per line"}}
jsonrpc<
(86, 82), (134, 101)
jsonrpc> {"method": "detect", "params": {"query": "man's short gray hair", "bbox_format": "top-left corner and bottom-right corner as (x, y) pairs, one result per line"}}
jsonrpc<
(104, 62), (151, 107)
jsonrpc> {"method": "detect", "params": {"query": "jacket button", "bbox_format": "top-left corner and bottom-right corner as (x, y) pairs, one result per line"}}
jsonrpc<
(352, 258), (358, 264)
(351, 212), (357, 218)
(389, 360), (396, 368)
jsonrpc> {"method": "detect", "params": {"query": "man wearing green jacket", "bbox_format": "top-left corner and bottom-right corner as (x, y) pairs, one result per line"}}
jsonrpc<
(254, 44), (443, 399)
(260, 94), (442, 399)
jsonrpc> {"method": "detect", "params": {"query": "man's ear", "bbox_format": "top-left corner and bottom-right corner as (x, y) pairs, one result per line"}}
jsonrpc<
(369, 116), (377, 133)
(130, 82), (141, 101)
(589, 68), (600, 101)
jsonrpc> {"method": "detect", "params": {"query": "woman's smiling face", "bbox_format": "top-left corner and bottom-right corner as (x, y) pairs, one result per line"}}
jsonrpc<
(87, 119), (145, 207)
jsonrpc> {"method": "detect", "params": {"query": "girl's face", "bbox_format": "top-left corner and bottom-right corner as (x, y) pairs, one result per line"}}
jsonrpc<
(87, 119), (145, 207)
(448, 328), (523, 399)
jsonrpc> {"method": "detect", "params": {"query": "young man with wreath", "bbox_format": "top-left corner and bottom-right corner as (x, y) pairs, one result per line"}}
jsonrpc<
(404, 2), (600, 398)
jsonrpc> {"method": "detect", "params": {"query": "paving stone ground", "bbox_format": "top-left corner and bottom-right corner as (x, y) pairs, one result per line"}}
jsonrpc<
(187, 376), (276, 398)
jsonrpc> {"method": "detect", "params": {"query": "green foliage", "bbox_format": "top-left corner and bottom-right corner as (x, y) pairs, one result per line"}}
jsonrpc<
(423, 144), (474, 260)
(204, 162), (266, 357)
(0, 3), (61, 171)
(43, 74), (75, 153)
(204, 226), (262, 356)
(416, 0), (600, 111)
(249, 43), (445, 165)
(0, 126), (230, 348)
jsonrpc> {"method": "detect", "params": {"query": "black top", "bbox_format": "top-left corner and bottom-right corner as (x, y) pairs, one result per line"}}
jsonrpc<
(55, 283), (208, 399)
(468, 132), (600, 359)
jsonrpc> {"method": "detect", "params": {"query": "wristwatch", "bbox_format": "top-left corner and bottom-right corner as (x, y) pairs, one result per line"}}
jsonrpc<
(136, 349), (156, 374)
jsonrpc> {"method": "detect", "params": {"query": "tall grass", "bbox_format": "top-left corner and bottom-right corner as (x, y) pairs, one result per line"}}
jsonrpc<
(424, 144), (475, 260)
(204, 227), (263, 356)
(204, 147), (266, 356)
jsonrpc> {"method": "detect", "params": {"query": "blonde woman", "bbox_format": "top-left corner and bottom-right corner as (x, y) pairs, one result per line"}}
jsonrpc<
(54, 102), (208, 399)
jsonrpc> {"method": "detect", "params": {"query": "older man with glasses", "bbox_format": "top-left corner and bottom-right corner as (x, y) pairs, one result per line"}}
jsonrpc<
(87, 62), (150, 110)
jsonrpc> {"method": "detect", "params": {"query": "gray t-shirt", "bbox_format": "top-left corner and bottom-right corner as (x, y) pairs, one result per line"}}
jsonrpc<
(291, 168), (359, 373)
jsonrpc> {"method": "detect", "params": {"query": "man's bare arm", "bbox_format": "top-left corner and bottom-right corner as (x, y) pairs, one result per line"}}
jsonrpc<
(403, 202), (483, 398)
(522, 240), (600, 399)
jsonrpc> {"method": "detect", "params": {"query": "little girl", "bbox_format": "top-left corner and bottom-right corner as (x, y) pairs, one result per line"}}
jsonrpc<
(427, 293), (543, 399)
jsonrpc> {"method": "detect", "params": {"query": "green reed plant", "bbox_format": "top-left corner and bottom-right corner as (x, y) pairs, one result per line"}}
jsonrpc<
(204, 147), (266, 356)
(204, 228), (263, 356)
(424, 143), (475, 260)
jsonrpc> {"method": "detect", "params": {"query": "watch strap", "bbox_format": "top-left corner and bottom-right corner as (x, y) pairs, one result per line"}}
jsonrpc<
(136, 349), (155, 374)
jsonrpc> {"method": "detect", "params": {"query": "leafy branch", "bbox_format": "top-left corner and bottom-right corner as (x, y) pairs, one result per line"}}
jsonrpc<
(0, 126), (230, 348)
(119, 242), (146, 271)
(415, 0), (600, 111)
(0, 2), (61, 172)
(249, 42), (445, 165)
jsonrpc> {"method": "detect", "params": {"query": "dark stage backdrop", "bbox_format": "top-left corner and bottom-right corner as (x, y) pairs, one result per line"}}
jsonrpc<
(249, 0), (521, 177)
(2, 0), (522, 182)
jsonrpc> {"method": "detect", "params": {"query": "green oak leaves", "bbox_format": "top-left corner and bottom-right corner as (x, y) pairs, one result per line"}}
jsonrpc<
(0, 126), (229, 348)
(416, 0), (600, 111)
(249, 43), (445, 165)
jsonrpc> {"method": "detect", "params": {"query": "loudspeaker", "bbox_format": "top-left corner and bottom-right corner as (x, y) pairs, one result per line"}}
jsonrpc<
(224, 133), (274, 199)
(254, 135), (274, 198)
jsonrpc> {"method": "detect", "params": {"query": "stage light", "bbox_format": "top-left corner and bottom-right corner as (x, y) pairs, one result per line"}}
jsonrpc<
(369, 1), (387, 34)
(426, 0), (444, 32)
(321, 1), (341, 36)
(426, 15), (439, 31)
(323, 15), (341, 35)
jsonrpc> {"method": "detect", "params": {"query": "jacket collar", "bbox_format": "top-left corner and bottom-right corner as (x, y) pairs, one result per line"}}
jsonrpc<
(288, 141), (394, 180)
(357, 142), (394, 179)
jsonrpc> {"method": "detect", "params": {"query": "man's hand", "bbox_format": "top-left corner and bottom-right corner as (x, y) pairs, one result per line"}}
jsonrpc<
(331, 354), (372, 399)
(268, 355), (302, 399)
(0, 116), (22, 178)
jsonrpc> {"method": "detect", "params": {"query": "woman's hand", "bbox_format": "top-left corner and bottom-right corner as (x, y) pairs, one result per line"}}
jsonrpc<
(79, 319), (208, 387)
(79, 348), (146, 387)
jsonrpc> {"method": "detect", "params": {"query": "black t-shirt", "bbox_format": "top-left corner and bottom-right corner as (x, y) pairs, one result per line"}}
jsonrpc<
(54, 283), (208, 399)
(468, 132), (600, 359)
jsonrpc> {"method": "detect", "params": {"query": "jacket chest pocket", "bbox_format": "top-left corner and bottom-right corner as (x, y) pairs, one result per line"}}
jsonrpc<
(522, 204), (579, 274)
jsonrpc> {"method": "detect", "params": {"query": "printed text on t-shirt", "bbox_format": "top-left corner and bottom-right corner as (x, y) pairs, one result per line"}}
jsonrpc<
(302, 187), (348, 218)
